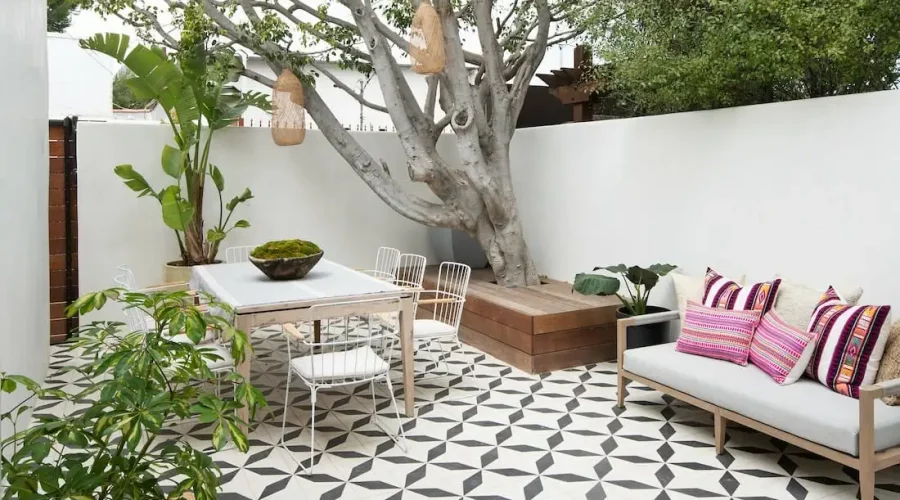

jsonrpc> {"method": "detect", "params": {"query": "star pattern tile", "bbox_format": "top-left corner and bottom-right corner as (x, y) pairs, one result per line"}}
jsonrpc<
(42, 327), (900, 500)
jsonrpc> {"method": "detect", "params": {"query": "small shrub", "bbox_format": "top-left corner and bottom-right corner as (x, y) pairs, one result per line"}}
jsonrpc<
(251, 239), (321, 260)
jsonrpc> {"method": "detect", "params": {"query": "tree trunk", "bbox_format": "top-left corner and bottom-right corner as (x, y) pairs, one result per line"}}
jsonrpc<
(475, 212), (540, 287)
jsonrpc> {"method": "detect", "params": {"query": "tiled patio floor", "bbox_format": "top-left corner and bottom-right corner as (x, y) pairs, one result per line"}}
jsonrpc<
(41, 328), (900, 500)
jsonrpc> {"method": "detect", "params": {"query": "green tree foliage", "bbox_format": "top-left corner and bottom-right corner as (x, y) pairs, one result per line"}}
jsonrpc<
(47, 0), (77, 32)
(112, 68), (154, 110)
(590, 0), (900, 115)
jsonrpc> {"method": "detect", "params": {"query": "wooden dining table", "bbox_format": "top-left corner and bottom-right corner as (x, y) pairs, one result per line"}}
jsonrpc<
(190, 259), (417, 426)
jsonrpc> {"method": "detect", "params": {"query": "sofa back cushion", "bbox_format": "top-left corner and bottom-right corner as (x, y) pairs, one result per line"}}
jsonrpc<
(773, 278), (863, 331)
(807, 287), (892, 399)
(676, 301), (761, 365)
(702, 268), (781, 314)
(749, 310), (817, 384)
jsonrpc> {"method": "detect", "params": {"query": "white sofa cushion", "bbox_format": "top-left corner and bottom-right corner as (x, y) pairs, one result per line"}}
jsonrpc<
(624, 343), (900, 456)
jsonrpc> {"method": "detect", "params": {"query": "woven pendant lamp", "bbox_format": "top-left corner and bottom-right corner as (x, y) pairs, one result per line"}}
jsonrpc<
(271, 69), (306, 146)
(409, 0), (445, 75)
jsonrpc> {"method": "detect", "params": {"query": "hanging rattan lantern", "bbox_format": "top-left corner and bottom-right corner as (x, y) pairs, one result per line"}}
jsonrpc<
(409, 0), (445, 75)
(271, 69), (306, 146)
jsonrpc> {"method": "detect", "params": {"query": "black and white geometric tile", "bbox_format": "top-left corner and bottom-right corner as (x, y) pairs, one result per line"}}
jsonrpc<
(43, 328), (900, 500)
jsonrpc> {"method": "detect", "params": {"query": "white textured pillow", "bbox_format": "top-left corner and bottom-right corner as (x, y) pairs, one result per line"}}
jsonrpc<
(672, 271), (746, 319)
(773, 278), (864, 331)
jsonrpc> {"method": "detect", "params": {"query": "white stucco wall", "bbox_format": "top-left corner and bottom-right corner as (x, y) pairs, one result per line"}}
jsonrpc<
(48, 33), (117, 119)
(77, 122), (452, 320)
(510, 89), (900, 333)
(0, 0), (50, 438)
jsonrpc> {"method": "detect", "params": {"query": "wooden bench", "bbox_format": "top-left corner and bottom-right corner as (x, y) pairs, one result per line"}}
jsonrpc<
(418, 267), (621, 373)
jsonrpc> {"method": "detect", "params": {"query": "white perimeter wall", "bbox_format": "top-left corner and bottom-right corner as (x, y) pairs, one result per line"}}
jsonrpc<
(48, 34), (117, 120)
(77, 90), (900, 336)
(0, 0), (50, 437)
(511, 89), (900, 334)
(78, 122), (449, 319)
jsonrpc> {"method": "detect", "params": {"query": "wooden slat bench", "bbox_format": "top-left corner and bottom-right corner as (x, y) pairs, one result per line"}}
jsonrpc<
(418, 267), (621, 373)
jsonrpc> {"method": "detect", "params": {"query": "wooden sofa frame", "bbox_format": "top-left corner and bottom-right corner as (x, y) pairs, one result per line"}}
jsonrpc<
(616, 311), (900, 500)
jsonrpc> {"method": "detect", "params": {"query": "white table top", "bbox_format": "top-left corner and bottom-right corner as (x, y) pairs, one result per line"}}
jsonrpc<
(191, 259), (404, 312)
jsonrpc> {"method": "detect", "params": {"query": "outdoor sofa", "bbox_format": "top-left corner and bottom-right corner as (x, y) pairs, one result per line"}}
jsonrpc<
(617, 310), (900, 500)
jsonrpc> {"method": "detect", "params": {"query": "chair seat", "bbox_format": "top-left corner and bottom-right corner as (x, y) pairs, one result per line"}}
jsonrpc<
(413, 319), (456, 339)
(197, 343), (234, 371)
(291, 347), (389, 380)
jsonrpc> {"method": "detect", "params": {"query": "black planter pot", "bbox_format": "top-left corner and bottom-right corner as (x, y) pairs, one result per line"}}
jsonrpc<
(618, 306), (670, 349)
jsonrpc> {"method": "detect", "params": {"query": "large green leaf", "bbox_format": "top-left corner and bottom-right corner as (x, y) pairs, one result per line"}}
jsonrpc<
(647, 263), (678, 277)
(595, 264), (628, 274)
(625, 266), (659, 290)
(572, 273), (621, 296)
(159, 186), (194, 232)
(226, 188), (254, 211)
(80, 33), (183, 111)
(209, 165), (225, 192)
(161, 145), (184, 179)
(114, 164), (155, 197)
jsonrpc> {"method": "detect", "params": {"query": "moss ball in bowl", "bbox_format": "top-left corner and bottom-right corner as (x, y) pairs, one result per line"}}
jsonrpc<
(249, 239), (324, 280)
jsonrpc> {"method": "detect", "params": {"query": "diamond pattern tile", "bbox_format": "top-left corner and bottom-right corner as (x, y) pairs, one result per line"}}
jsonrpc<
(41, 327), (900, 500)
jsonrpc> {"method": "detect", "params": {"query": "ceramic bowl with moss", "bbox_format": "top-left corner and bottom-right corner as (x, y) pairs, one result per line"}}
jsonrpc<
(249, 239), (324, 280)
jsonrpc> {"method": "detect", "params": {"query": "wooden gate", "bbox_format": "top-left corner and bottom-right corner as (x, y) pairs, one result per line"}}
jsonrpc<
(48, 118), (78, 344)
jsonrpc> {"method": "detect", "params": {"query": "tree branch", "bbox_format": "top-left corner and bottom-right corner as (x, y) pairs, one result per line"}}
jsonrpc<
(507, 0), (551, 137)
(308, 60), (388, 113)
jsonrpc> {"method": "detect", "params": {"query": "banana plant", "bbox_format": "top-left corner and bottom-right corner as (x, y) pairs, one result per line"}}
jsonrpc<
(573, 264), (677, 315)
(81, 33), (270, 266)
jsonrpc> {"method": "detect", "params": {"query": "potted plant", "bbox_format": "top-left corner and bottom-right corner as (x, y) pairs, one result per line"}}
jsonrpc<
(573, 264), (677, 348)
(81, 33), (270, 282)
(249, 239), (324, 280)
(0, 289), (267, 499)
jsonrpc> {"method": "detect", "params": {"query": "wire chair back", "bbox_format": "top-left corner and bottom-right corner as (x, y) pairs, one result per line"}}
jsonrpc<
(225, 245), (257, 264)
(428, 261), (471, 332)
(288, 298), (402, 387)
(114, 265), (147, 333)
(371, 246), (401, 281)
(394, 253), (426, 312)
(114, 264), (136, 291)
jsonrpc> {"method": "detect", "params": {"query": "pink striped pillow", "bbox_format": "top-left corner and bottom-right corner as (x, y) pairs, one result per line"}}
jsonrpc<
(676, 301), (762, 365)
(703, 268), (781, 314)
(749, 310), (817, 384)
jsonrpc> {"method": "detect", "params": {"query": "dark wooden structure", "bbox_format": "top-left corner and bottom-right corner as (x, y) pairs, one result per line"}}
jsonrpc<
(48, 118), (79, 344)
(418, 267), (621, 373)
(536, 45), (594, 123)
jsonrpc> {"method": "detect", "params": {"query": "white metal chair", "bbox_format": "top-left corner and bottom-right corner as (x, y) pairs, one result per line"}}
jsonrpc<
(113, 265), (233, 393)
(361, 246), (401, 282)
(281, 298), (407, 474)
(410, 262), (479, 404)
(224, 245), (257, 264)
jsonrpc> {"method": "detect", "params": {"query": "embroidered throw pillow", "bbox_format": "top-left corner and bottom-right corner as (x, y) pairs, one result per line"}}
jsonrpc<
(672, 270), (746, 320)
(703, 268), (781, 314)
(676, 301), (761, 365)
(749, 310), (817, 384)
(806, 287), (892, 399)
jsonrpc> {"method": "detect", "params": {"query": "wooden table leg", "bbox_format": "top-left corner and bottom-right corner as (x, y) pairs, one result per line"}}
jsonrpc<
(313, 320), (321, 343)
(399, 296), (415, 416)
(234, 314), (253, 433)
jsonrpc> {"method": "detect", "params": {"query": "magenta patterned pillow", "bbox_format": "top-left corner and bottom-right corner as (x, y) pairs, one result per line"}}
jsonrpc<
(703, 268), (781, 314)
(749, 310), (817, 384)
(806, 287), (892, 398)
(676, 301), (762, 365)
